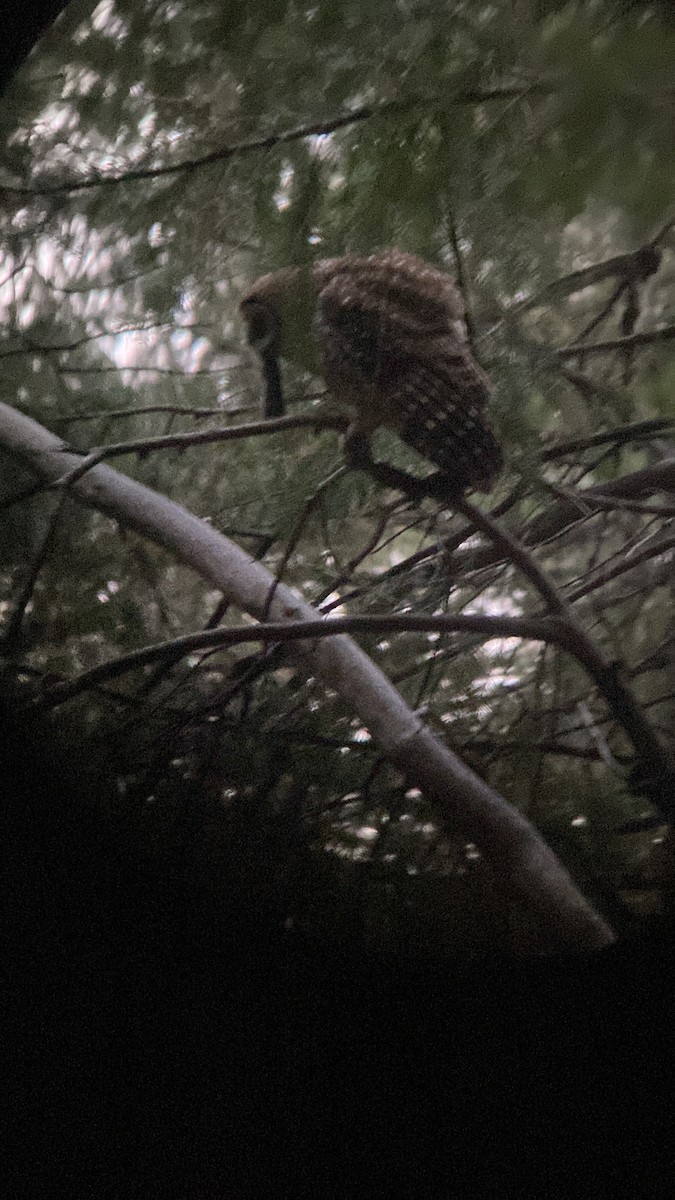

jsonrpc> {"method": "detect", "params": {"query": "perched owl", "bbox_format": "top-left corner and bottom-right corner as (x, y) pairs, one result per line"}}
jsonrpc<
(240, 248), (502, 496)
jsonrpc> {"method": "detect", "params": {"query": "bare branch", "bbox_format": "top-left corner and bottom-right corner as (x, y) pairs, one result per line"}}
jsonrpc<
(567, 531), (675, 603)
(450, 497), (675, 818)
(0, 398), (614, 953)
(262, 466), (347, 619)
(571, 279), (628, 344)
(650, 215), (675, 247)
(542, 415), (675, 459)
(557, 324), (675, 359)
(452, 460), (675, 573)
(49, 412), (345, 490)
(57, 365), (241, 377)
(470, 738), (632, 764)
(51, 404), (241, 424)
(515, 243), (664, 312)
(597, 458), (675, 498)
(232, 436), (675, 818)
(0, 83), (548, 198)
(455, 495), (569, 615)
(0, 321), (213, 360)
(546, 482), (675, 519)
(26, 612), (566, 710)
(0, 481), (47, 512)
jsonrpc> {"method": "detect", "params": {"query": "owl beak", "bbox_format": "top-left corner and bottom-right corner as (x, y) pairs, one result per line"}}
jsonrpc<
(240, 297), (285, 418)
(259, 349), (285, 418)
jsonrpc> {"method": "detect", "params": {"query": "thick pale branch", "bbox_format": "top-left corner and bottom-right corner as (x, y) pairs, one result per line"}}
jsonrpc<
(0, 399), (612, 953)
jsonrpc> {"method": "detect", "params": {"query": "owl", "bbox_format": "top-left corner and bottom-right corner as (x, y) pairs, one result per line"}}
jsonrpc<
(240, 248), (502, 497)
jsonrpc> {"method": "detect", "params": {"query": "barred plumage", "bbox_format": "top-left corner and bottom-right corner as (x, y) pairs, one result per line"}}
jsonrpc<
(241, 248), (502, 496)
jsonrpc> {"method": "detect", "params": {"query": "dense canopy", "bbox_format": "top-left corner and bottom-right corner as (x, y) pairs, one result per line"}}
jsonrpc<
(1, 0), (674, 955)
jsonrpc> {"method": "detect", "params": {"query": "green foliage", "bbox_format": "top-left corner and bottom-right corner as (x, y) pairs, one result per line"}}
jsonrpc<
(1, 0), (673, 955)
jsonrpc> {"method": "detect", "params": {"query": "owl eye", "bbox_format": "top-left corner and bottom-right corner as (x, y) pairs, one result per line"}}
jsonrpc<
(241, 298), (281, 357)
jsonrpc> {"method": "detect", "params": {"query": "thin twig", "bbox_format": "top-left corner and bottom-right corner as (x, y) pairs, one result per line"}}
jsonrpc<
(571, 279), (628, 345)
(262, 467), (347, 619)
(454, 495), (569, 615)
(51, 403), (245, 424)
(541, 415), (675, 459)
(566, 531), (675, 604)
(557, 324), (675, 359)
(2, 492), (68, 647)
(546, 482), (675, 519)
(449, 497), (675, 816)
(48, 412), (346, 490)
(468, 738), (632, 764)
(26, 611), (566, 712)
(0, 83), (549, 198)
(512, 244), (665, 313)
(448, 458), (675, 577)
(446, 207), (477, 352)
(0, 321), (210, 358)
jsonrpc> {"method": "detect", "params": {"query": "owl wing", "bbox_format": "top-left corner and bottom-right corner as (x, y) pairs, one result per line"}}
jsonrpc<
(314, 252), (501, 493)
